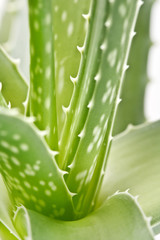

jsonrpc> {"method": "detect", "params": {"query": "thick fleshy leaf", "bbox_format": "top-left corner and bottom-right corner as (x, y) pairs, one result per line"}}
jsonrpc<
(98, 121), (160, 225)
(0, 46), (28, 113)
(0, 175), (20, 240)
(0, 47), (19, 239)
(60, 0), (142, 217)
(14, 192), (154, 240)
(114, 0), (153, 134)
(0, 110), (74, 220)
(52, 0), (91, 135)
(28, 0), (58, 150)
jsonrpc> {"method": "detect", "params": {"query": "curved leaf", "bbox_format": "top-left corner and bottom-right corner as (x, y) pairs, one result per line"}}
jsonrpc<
(0, 46), (28, 113)
(14, 192), (154, 240)
(0, 110), (74, 220)
(98, 121), (160, 225)
(0, 175), (20, 240)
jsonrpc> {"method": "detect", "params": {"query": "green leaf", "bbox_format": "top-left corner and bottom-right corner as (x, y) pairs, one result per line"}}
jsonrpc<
(14, 192), (154, 240)
(0, 86), (7, 108)
(28, 0), (58, 150)
(0, 222), (19, 240)
(61, 0), (142, 217)
(0, 46), (28, 113)
(114, 0), (154, 135)
(0, 110), (75, 220)
(59, 0), (109, 169)
(52, 0), (91, 135)
(98, 121), (160, 225)
(0, 175), (20, 240)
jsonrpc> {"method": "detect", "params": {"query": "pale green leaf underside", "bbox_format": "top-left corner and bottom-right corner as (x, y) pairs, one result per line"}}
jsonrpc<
(98, 121), (160, 225)
(0, 110), (74, 220)
(0, 46), (28, 113)
(14, 193), (154, 240)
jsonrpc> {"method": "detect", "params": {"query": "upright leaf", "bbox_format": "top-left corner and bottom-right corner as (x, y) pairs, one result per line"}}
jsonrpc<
(28, 0), (58, 150)
(59, 0), (108, 169)
(52, 0), (91, 135)
(61, 0), (142, 218)
(114, 0), (154, 134)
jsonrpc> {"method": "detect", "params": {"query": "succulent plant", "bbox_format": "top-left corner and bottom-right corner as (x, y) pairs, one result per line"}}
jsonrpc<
(0, 0), (160, 239)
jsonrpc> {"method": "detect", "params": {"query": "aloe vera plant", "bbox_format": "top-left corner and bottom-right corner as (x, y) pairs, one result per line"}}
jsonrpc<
(0, 0), (160, 239)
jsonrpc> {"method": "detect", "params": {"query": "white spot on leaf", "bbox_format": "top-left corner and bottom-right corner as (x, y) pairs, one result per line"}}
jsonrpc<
(67, 22), (74, 37)
(118, 4), (126, 17)
(20, 144), (29, 151)
(107, 49), (118, 67)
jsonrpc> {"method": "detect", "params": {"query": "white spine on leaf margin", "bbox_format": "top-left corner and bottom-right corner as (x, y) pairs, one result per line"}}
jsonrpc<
(77, 45), (85, 54)
(62, 105), (70, 114)
(82, 13), (90, 21)
(0, 82), (2, 91)
(70, 75), (78, 85)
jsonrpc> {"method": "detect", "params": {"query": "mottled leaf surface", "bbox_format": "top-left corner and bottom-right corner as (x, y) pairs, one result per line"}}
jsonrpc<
(28, 0), (58, 150)
(0, 110), (74, 220)
(63, 0), (142, 217)
(52, 0), (91, 135)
